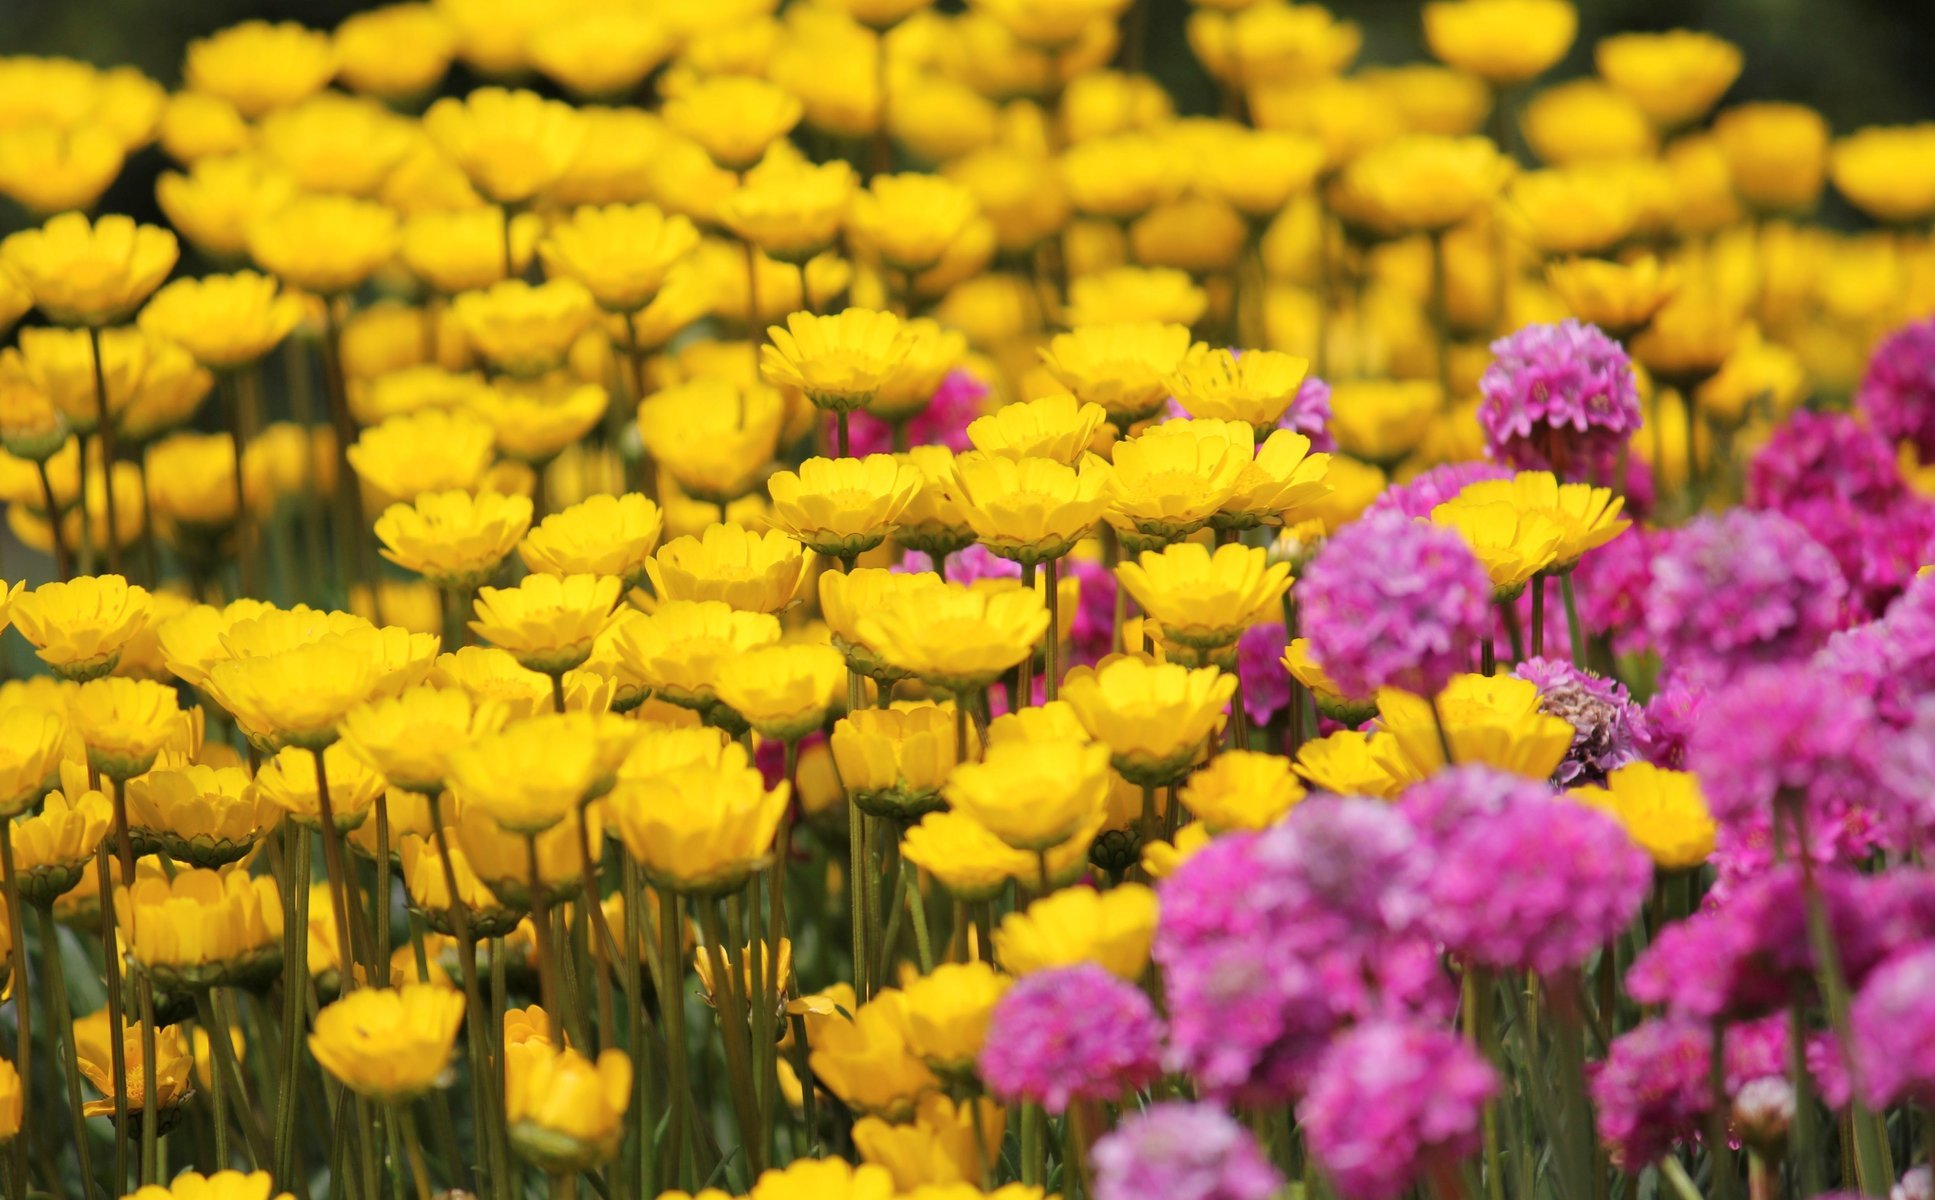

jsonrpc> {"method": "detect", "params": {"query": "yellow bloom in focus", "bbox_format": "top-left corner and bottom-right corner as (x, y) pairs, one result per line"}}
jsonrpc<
(1332, 134), (1511, 237)
(449, 713), (607, 835)
(832, 704), (967, 820)
(1038, 322), (1190, 424)
(347, 408), (497, 511)
(399, 208), (539, 295)
(1430, 497), (1564, 599)
(1375, 674), (1576, 784)
(1116, 542), (1289, 651)
(1453, 472), (1629, 567)
(71, 676), (180, 781)
(1219, 430), (1334, 532)
(246, 193), (398, 296)
(184, 20), (335, 118)
(1062, 657), (1236, 786)
(333, 5), (458, 100)
(1519, 81), (1655, 167)
(138, 272), (302, 370)
(308, 983), (464, 1103)
(452, 279), (596, 378)
(255, 741), (386, 830)
(1830, 125), (1935, 226)
(608, 756), (788, 895)
(1291, 728), (1404, 798)
(1166, 346), (1312, 433)
(13, 787), (109, 903)
(541, 203), (699, 313)
(722, 156), (855, 265)
(610, 599), (780, 713)
(126, 1170), (293, 1200)
(715, 643), (845, 741)
(1104, 419), (1252, 544)
(648, 524), (810, 615)
(1546, 255), (1679, 337)
(471, 573), (621, 676)
(520, 493), (663, 587)
(1422, 0), (1575, 85)
(75, 1012), (193, 1117)
(761, 308), (915, 413)
(376, 489), (533, 589)
(424, 88), (585, 206)
(506, 1041), (632, 1172)
(766, 454), (920, 559)
(663, 75), (802, 173)
(965, 395), (1108, 467)
(944, 739), (1108, 853)
(124, 764), (276, 867)
(11, 574), (151, 679)
(0, 213), (177, 327)
(819, 566), (946, 680)
(857, 581), (1049, 694)
(116, 865), (282, 990)
(1180, 749), (1306, 833)
(949, 452), (1108, 566)
(1570, 761), (1716, 870)
(1595, 30), (1743, 129)
(1713, 102), (1830, 215)
(848, 173), (980, 274)
(341, 684), (508, 797)
(900, 810), (1031, 903)
(994, 882), (1156, 980)
(806, 990), (939, 1121)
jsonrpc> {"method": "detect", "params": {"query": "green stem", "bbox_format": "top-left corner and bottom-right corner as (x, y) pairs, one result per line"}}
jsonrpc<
(656, 893), (690, 1192)
(1707, 1021), (1735, 1200)
(1560, 574), (1584, 669)
(35, 902), (95, 1194)
(0, 822), (30, 1180)
(274, 825), (312, 1186)
(526, 836), (563, 1044)
(194, 991), (232, 1169)
(906, 866), (934, 974)
(1530, 575), (1546, 659)
(697, 899), (764, 1177)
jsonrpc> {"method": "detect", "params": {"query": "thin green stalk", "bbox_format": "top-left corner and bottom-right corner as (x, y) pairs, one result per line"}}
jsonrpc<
(0, 821), (30, 1180)
(427, 802), (502, 1199)
(1530, 575), (1546, 659)
(274, 825), (313, 1186)
(657, 892), (690, 1192)
(194, 991), (233, 1169)
(1044, 557), (1061, 702)
(372, 795), (394, 974)
(212, 990), (272, 1168)
(576, 805), (619, 1053)
(311, 749), (368, 987)
(620, 853), (657, 1200)
(525, 836), (564, 1044)
(906, 867), (935, 974)
(398, 1105), (434, 1200)
(697, 899), (764, 1177)
(1707, 1022), (1735, 1200)
(35, 903), (95, 1194)
(1560, 574), (1584, 669)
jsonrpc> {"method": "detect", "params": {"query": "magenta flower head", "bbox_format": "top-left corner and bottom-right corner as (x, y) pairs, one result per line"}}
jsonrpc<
(1687, 662), (1876, 833)
(1591, 1017), (1712, 1168)
(1477, 319), (1642, 479)
(1092, 1102), (1284, 1200)
(1850, 942), (1935, 1108)
(1514, 657), (1647, 787)
(1638, 666), (1711, 769)
(1398, 764), (1554, 845)
(1645, 508), (1848, 676)
(1301, 1019), (1497, 1200)
(1857, 316), (1935, 461)
(1284, 375), (1335, 451)
(1747, 410), (1904, 514)
(1424, 790), (1652, 975)
(834, 366), (986, 455)
(977, 962), (1162, 1113)
(1298, 511), (1492, 699)
(1365, 461), (1514, 521)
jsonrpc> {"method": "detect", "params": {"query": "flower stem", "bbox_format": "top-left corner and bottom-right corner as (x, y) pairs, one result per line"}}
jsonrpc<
(311, 748), (367, 986)
(525, 836), (563, 1044)
(35, 458), (70, 581)
(34, 902), (95, 1192)
(655, 890), (690, 1191)
(274, 824), (312, 1186)
(87, 325), (122, 575)
(0, 821), (30, 1177)
(194, 990), (232, 1168)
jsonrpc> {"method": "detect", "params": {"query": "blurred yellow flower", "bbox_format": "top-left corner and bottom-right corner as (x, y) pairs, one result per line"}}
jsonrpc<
(946, 738), (1109, 853)
(1375, 674), (1576, 784)
(1546, 254), (1679, 337)
(663, 75), (802, 172)
(1519, 80), (1655, 167)
(994, 882), (1156, 980)
(1571, 761), (1716, 869)
(506, 1041), (632, 1172)
(184, 20), (335, 118)
(348, 409), (497, 510)
(715, 643), (845, 741)
(0, 212), (177, 327)
(333, 5), (458, 100)
(453, 279), (597, 378)
(246, 193), (398, 296)
(376, 489), (533, 589)
(1713, 102), (1830, 215)
(542, 203), (700, 313)
(1333, 134), (1511, 237)
(256, 741), (386, 830)
(1830, 124), (1935, 226)
(849, 173), (981, 274)
(1595, 30), (1743, 129)
(648, 524), (810, 614)
(1422, 0), (1575, 85)
(1039, 322), (1190, 423)
(424, 87), (586, 206)
(309, 983), (464, 1103)
(805, 990), (939, 1121)
(608, 755), (788, 895)
(400, 208), (539, 295)
(125, 764), (276, 866)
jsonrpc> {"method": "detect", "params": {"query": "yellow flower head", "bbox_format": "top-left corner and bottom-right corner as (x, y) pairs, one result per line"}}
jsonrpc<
(962, 397), (1101, 468)
(246, 193), (398, 296)
(506, 1041), (632, 1172)
(529, 8), (673, 98)
(1105, 419), (1253, 543)
(1116, 542), (1290, 651)
(429, 646), (614, 720)
(900, 809), (1030, 902)
(376, 489), (533, 589)
(334, 5), (458, 100)
(608, 755), (789, 895)
(1062, 657), (1236, 786)
(156, 91), (252, 165)
(1453, 471), (1629, 568)
(76, 1010), (194, 1116)
(1038, 322), (1191, 424)
(761, 307), (916, 413)
(1281, 637), (1376, 724)
(424, 87), (586, 205)
(857, 580), (1048, 694)
(308, 983), (465, 1103)
(1595, 30), (1743, 129)
(605, 600), (775, 714)
(898, 962), (1010, 1075)
(452, 279), (596, 378)
(994, 882), (1157, 980)
(637, 378), (785, 503)
(541, 203), (700, 313)
(806, 990), (939, 1121)
(648, 523), (811, 615)
(1166, 346), (1312, 433)
(1180, 749), (1305, 833)
(517, 493), (663, 588)
(1219, 430), (1333, 531)
(124, 764), (277, 866)
(1519, 80), (1655, 167)
(138, 271), (303, 371)
(1712, 102), (1830, 215)
(1423, 0), (1576, 85)
(663, 75), (802, 172)
(470, 573), (621, 677)
(254, 92), (416, 197)
(0, 124), (124, 217)
(453, 796), (599, 906)
(1332, 133), (1512, 237)
(117, 865), (282, 989)
(945, 738), (1109, 853)
(766, 454), (921, 559)
(1571, 761), (1716, 869)
(854, 1093), (1004, 1191)
(255, 741), (386, 830)
(1628, 283), (1745, 385)
(1064, 266), (1203, 328)
(126, 1171), (294, 1200)
(949, 452), (1109, 566)
(348, 408), (498, 511)
(207, 626), (383, 751)
(1374, 673), (1576, 784)
(723, 156), (856, 265)
(1546, 254), (1679, 337)
(712, 639), (843, 740)
(1506, 167), (1643, 259)
(341, 683), (509, 796)
(1830, 125), (1935, 226)
(831, 703), (967, 820)
(13, 786), (109, 902)
(11, 573), (151, 679)
(399, 208), (540, 295)
(1429, 497), (1564, 599)
(0, 213), (177, 327)
(71, 676), (181, 781)
(400, 834), (516, 937)
(184, 20), (335, 117)
(848, 173), (980, 274)
(449, 712), (610, 834)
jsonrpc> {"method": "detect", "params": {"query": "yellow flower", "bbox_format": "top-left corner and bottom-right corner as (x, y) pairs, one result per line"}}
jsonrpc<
(1422, 0), (1575, 84)
(0, 213), (177, 327)
(663, 75), (802, 172)
(453, 797), (599, 906)
(1181, 750), (1309, 836)
(125, 1170), (296, 1200)
(506, 1041), (632, 1172)
(637, 378), (785, 504)
(1453, 472), (1629, 568)
(1116, 542), (1290, 651)
(848, 173), (980, 274)
(1519, 80), (1655, 167)
(529, 8), (672, 98)
(399, 208), (539, 295)
(949, 452), (1109, 566)
(1595, 30), (1742, 129)
(255, 741), (387, 830)
(75, 1011), (193, 1116)
(1628, 283), (1745, 386)
(376, 489), (533, 589)
(333, 5), (458, 100)
(155, 155), (296, 261)
(648, 524), (811, 614)
(1062, 657), (1236, 786)
(452, 279), (596, 378)
(1038, 322), (1191, 423)
(137, 271), (303, 371)
(1570, 762), (1716, 870)
(1830, 125), (1935, 226)
(1061, 266), (1200, 328)
(1545, 255), (1679, 337)
(400, 834), (517, 938)
(870, 320), (969, 423)
(944, 739), (1108, 853)
(1430, 497), (1564, 599)
(857, 581), (1048, 693)
(348, 408), (497, 511)
(854, 1095), (1003, 1191)
(1104, 419), (1252, 544)
(0, 124), (124, 216)
(541, 203), (699, 313)
(1713, 102), (1830, 215)
(1166, 346), (1312, 434)
(156, 91), (251, 165)
(1142, 819), (1215, 882)
(762, 308), (916, 413)
(124, 764), (276, 867)
(608, 756), (788, 895)
(449, 713), (609, 835)
(11, 784), (105, 903)
(254, 92), (415, 198)
(831, 704), (966, 820)
(1506, 167), (1643, 259)
(818, 566), (944, 681)
(898, 963), (1010, 1075)
(11, 574), (151, 679)
(1696, 331), (1808, 430)
(208, 628), (387, 753)
(184, 20), (335, 118)
(516, 494), (662, 588)
(116, 865), (282, 990)
(964, 395), (1108, 467)
(246, 193), (399, 296)
(70, 675), (180, 781)
(994, 882), (1156, 980)
(1281, 637), (1376, 723)
(609, 599), (779, 714)
(341, 684), (508, 796)
(1327, 380), (1441, 467)
(900, 810), (1030, 902)
(430, 646), (614, 720)
(767, 454), (920, 559)
(715, 643), (845, 741)
(471, 573), (621, 676)
(309, 984), (465, 1103)
(1332, 134), (1511, 237)
(1374, 673), (1576, 784)
(806, 991), (939, 1121)
(722, 156), (856, 265)
(1220, 430), (1334, 532)
(424, 87), (585, 206)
